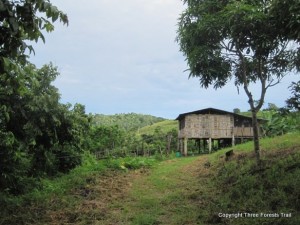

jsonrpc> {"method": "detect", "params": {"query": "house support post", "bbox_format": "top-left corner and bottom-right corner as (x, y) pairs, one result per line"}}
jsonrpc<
(179, 139), (183, 154)
(183, 138), (188, 156)
(232, 135), (235, 147)
(209, 138), (212, 154)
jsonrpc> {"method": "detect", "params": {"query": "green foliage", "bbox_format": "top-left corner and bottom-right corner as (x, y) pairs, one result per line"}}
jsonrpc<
(0, 0), (73, 195)
(263, 112), (299, 136)
(139, 126), (178, 156)
(0, 153), (159, 225)
(88, 125), (126, 153)
(270, 0), (300, 42)
(87, 119), (178, 158)
(0, 63), (90, 194)
(1, 133), (300, 224)
(91, 113), (165, 131)
(208, 149), (300, 225)
(0, 0), (68, 72)
(286, 81), (300, 111)
(137, 120), (177, 136)
(233, 108), (241, 114)
(177, 0), (300, 159)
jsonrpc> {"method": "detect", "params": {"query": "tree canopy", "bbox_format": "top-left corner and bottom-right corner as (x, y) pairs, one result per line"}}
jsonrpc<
(0, 0), (68, 73)
(0, 0), (72, 194)
(286, 81), (300, 111)
(177, 0), (300, 163)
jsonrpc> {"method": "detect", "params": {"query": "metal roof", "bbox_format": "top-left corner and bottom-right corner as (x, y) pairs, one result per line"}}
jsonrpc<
(175, 107), (266, 121)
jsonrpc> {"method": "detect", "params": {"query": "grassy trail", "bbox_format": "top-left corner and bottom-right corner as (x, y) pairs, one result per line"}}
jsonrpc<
(106, 156), (214, 225)
(3, 133), (300, 224)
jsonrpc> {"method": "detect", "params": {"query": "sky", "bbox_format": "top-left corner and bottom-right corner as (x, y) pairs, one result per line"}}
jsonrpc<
(30, 0), (299, 119)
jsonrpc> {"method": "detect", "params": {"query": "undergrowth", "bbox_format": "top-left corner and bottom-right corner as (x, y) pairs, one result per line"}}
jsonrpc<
(2, 132), (300, 225)
(204, 132), (300, 225)
(0, 152), (160, 225)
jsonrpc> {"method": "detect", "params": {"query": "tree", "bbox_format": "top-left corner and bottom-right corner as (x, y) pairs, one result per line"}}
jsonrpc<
(233, 108), (241, 114)
(0, 0), (68, 72)
(0, 63), (90, 193)
(0, 0), (69, 193)
(263, 103), (279, 111)
(177, 0), (299, 165)
(286, 81), (300, 111)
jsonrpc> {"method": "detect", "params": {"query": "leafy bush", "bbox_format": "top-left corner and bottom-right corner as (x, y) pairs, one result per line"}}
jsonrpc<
(0, 64), (89, 194)
(263, 111), (300, 137)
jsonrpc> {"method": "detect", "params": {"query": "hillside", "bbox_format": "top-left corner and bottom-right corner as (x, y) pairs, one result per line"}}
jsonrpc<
(1, 132), (299, 224)
(204, 132), (300, 225)
(91, 113), (166, 131)
(137, 119), (178, 136)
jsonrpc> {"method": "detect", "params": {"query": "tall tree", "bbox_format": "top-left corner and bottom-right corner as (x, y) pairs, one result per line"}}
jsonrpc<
(0, 0), (69, 193)
(177, 0), (299, 164)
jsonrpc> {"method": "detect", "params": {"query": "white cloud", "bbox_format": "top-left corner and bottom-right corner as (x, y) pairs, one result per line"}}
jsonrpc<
(29, 0), (298, 119)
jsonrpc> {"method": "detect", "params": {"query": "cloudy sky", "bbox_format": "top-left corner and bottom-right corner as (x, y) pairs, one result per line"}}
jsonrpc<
(30, 0), (298, 119)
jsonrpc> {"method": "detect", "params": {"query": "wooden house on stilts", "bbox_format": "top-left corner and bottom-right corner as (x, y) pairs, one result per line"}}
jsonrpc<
(176, 108), (265, 156)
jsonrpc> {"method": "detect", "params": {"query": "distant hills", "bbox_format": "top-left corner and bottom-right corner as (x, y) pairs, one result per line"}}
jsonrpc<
(90, 110), (271, 134)
(91, 113), (167, 131)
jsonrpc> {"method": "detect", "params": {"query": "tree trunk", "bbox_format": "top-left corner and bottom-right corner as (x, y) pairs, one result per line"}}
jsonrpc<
(244, 86), (262, 166)
(238, 49), (264, 166)
(251, 109), (261, 166)
(166, 134), (172, 156)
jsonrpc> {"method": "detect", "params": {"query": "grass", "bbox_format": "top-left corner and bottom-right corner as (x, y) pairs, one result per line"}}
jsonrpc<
(205, 131), (300, 225)
(118, 156), (207, 225)
(119, 132), (300, 225)
(0, 154), (159, 225)
(210, 132), (300, 161)
(1, 132), (300, 224)
(137, 120), (177, 136)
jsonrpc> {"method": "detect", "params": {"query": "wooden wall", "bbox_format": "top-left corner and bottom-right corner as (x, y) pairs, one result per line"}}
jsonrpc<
(178, 114), (234, 139)
(233, 127), (254, 137)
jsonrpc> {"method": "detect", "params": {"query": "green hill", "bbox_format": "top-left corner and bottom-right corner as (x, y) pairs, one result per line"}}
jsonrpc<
(137, 120), (178, 136)
(91, 113), (166, 131)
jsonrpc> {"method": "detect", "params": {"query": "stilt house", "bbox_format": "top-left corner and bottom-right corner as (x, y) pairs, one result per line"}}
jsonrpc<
(176, 108), (265, 155)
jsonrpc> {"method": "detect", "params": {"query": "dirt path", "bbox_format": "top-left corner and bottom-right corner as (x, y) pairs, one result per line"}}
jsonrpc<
(104, 156), (213, 225)
(44, 156), (214, 225)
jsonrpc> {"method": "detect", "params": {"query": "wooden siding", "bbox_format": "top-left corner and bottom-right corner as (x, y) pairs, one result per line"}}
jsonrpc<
(178, 114), (234, 139)
(233, 127), (254, 137)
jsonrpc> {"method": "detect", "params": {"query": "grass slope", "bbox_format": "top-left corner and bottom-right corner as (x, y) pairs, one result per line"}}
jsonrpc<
(206, 132), (300, 225)
(1, 132), (299, 225)
(137, 120), (178, 136)
(118, 132), (300, 225)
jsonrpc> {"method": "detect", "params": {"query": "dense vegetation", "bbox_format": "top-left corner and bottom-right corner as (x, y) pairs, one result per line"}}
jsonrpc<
(0, 63), (90, 194)
(1, 0), (70, 195)
(1, 1), (300, 224)
(92, 113), (165, 131)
